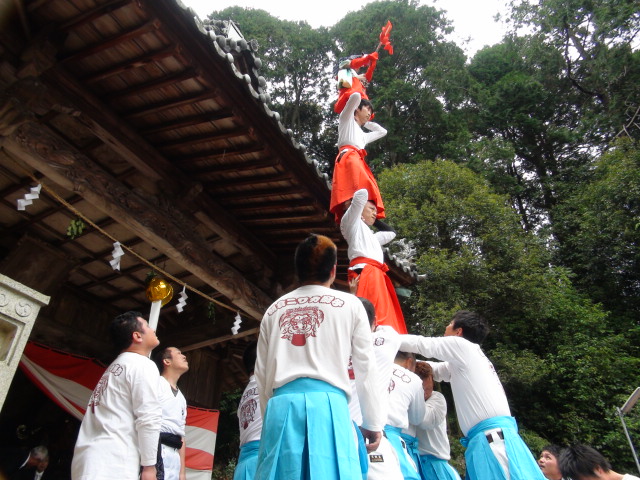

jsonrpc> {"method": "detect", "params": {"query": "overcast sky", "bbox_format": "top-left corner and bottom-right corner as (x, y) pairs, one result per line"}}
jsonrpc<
(181, 0), (511, 56)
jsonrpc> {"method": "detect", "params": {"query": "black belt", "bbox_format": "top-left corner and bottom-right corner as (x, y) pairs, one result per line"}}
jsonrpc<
(160, 432), (183, 449)
(486, 430), (504, 443)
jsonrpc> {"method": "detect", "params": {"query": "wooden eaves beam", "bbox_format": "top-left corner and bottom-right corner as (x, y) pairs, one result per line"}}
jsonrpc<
(37, 64), (278, 272)
(1, 113), (272, 320)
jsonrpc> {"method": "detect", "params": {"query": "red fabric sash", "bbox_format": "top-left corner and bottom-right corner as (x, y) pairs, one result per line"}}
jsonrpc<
(339, 144), (367, 159)
(330, 147), (385, 223)
(348, 257), (407, 334)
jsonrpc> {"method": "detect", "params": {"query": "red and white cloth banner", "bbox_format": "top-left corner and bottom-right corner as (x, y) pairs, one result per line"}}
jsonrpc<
(19, 342), (218, 479)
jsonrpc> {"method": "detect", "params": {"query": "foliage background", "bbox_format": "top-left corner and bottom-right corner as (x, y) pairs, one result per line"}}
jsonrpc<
(207, 0), (640, 475)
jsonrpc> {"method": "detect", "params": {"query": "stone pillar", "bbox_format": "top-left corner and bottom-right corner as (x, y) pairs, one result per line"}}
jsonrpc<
(0, 273), (50, 410)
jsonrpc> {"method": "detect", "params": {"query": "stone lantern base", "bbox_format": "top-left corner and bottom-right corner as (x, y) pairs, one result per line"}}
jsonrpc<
(0, 273), (50, 410)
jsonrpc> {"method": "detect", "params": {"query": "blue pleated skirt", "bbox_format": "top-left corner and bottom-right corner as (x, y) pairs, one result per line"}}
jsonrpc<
(233, 440), (260, 480)
(255, 378), (361, 480)
(419, 454), (462, 480)
(384, 425), (421, 480)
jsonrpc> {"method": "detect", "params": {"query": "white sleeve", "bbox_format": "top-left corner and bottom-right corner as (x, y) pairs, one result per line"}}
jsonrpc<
(352, 302), (387, 431)
(427, 361), (452, 383)
(132, 361), (162, 467)
(375, 231), (396, 245)
(340, 188), (369, 248)
(399, 335), (470, 369)
(340, 92), (362, 123)
(407, 380), (427, 426)
(255, 314), (271, 418)
(421, 391), (447, 429)
(363, 121), (387, 145)
(340, 188), (368, 244)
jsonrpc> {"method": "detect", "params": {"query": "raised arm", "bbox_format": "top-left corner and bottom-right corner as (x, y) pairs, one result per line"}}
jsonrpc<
(362, 121), (387, 145)
(340, 188), (368, 244)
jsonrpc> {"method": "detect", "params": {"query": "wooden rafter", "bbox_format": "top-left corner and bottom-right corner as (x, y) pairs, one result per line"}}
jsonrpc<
(2, 118), (273, 319)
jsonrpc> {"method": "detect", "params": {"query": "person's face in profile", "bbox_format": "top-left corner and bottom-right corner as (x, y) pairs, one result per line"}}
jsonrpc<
(538, 450), (562, 480)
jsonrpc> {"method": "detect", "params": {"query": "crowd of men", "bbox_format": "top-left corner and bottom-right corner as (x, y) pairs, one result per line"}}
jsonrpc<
(62, 55), (639, 480)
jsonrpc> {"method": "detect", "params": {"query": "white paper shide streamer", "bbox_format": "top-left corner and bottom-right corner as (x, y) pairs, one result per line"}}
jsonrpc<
(17, 184), (42, 211)
(231, 311), (242, 335)
(109, 241), (124, 271)
(176, 286), (188, 313)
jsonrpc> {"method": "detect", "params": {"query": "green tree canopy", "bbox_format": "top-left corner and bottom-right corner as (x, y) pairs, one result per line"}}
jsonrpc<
(380, 159), (640, 464)
(330, 0), (471, 168)
(554, 139), (640, 325)
(210, 7), (334, 149)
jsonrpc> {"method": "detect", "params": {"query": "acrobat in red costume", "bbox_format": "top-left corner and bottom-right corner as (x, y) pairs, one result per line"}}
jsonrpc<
(341, 189), (408, 334)
(330, 21), (393, 224)
(334, 21), (393, 116)
(333, 52), (379, 117)
(330, 91), (387, 223)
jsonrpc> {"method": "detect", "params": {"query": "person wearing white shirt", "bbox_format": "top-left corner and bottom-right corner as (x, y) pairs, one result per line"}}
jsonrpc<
(254, 234), (385, 480)
(347, 297), (403, 480)
(559, 444), (640, 480)
(399, 310), (545, 480)
(71, 311), (162, 480)
(341, 188), (407, 334)
(386, 351), (425, 480)
(330, 91), (387, 223)
(154, 346), (189, 480)
(233, 342), (262, 480)
(414, 361), (461, 480)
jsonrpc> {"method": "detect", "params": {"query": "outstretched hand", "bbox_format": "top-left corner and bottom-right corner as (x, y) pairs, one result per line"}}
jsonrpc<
(349, 275), (360, 295)
(359, 427), (382, 452)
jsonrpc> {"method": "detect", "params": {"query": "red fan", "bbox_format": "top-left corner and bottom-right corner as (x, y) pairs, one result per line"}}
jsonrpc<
(378, 20), (393, 55)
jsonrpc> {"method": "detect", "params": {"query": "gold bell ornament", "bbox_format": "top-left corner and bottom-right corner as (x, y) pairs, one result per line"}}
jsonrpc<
(146, 276), (173, 330)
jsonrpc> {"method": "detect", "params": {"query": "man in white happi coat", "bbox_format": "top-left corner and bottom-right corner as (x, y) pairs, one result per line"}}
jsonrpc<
(399, 311), (545, 480)
(414, 361), (461, 480)
(233, 342), (262, 480)
(347, 297), (403, 480)
(386, 351), (425, 480)
(154, 346), (189, 480)
(254, 234), (386, 480)
(72, 311), (161, 480)
(341, 188), (407, 334)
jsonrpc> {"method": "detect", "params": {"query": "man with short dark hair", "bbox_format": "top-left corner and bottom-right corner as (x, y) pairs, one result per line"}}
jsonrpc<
(330, 91), (387, 223)
(400, 311), (545, 480)
(254, 234), (386, 480)
(341, 188), (407, 334)
(559, 444), (640, 480)
(538, 444), (563, 480)
(72, 311), (161, 480)
(153, 346), (189, 480)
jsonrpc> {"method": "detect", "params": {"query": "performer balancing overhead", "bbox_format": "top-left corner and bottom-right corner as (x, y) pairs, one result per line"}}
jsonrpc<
(330, 21), (393, 224)
(331, 91), (387, 223)
(341, 188), (408, 334)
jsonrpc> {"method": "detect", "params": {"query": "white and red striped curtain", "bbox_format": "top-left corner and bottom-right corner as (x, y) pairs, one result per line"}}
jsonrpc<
(19, 342), (218, 480)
